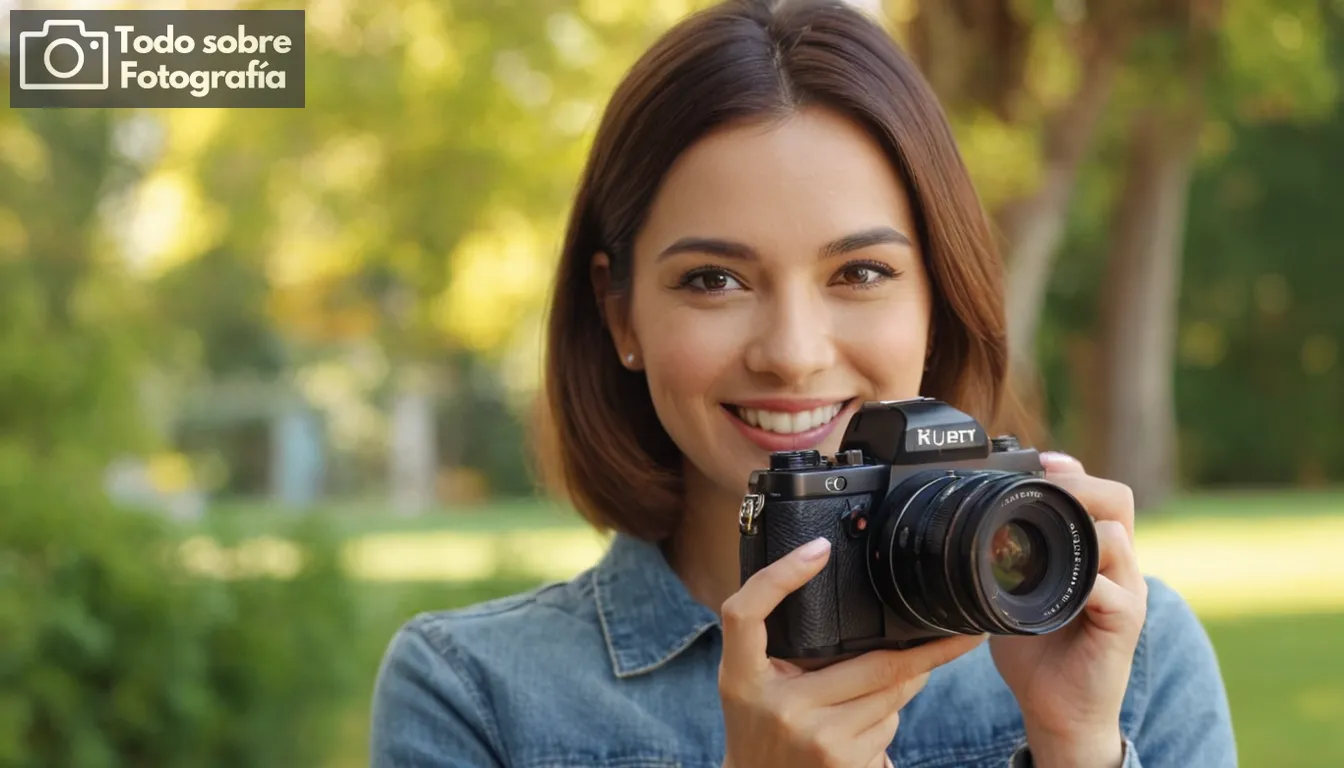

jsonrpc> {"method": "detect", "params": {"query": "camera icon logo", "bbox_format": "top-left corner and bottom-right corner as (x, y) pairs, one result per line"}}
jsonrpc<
(18, 20), (110, 91)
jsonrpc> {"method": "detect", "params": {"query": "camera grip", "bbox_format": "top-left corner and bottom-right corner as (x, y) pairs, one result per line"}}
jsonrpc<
(755, 497), (856, 658)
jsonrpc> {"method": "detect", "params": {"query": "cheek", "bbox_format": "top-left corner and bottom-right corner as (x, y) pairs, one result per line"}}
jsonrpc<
(838, 300), (929, 397)
(636, 306), (744, 431)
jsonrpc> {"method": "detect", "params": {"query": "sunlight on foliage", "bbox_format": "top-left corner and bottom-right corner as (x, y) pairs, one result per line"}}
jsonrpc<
(163, 108), (228, 161)
(306, 0), (362, 53)
(1023, 23), (1080, 109)
(303, 132), (385, 195)
(401, 0), (464, 89)
(0, 120), (49, 183)
(1301, 334), (1338, 375)
(1180, 321), (1229, 369)
(123, 168), (226, 277)
(1224, 0), (1338, 121)
(1197, 120), (1235, 161)
(949, 111), (1041, 210)
(146, 451), (196, 493)
(497, 307), (547, 405)
(0, 208), (27, 258)
(264, 203), (353, 288)
(437, 209), (557, 355)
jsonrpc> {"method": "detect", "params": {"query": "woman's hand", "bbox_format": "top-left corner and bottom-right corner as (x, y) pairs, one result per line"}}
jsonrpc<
(719, 537), (985, 768)
(989, 452), (1148, 768)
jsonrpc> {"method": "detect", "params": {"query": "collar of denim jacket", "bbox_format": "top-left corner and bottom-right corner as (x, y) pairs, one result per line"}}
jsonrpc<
(592, 532), (721, 678)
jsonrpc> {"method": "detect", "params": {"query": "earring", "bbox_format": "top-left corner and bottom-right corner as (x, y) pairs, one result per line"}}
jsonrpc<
(625, 353), (635, 365)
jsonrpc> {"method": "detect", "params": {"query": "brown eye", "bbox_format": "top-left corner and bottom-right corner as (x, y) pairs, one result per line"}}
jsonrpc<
(832, 260), (897, 288)
(841, 265), (877, 284)
(681, 268), (743, 292)
(700, 272), (730, 291)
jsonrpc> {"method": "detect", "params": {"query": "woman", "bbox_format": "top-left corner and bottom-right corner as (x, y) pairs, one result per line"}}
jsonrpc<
(370, 1), (1236, 765)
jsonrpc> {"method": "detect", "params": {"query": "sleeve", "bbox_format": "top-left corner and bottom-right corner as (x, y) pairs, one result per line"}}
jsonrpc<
(1007, 577), (1236, 768)
(1124, 576), (1237, 767)
(369, 620), (508, 768)
(1008, 738), (1140, 767)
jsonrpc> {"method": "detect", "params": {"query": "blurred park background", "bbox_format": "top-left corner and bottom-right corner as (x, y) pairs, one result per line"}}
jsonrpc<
(3, 0), (1344, 765)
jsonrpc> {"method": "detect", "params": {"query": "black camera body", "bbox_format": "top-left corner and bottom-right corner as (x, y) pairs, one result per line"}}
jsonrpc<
(738, 397), (1099, 660)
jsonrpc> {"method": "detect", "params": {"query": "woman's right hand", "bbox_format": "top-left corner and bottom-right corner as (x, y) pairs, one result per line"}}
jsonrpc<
(718, 537), (986, 768)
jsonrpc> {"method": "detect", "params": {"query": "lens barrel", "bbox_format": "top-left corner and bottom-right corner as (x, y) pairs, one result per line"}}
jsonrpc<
(869, 469), (1098, 636)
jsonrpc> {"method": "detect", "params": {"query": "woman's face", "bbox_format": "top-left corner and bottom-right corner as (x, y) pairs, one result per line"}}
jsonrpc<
(609, 107), (933, 498)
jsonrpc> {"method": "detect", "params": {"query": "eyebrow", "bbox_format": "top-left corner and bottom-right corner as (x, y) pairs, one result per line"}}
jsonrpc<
(655, 226), (912, 262)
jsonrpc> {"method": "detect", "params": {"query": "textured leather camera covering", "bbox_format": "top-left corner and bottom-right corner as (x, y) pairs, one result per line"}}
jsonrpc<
(836, 508), (883, 644)
(759, 498), (850, 654)
(739, 529), (765, 587)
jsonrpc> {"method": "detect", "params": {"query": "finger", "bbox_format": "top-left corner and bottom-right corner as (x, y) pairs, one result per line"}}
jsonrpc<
(1084, 573), (1148, 635)
(1047, 473), (1135, 539)
(1039, 450), (1086, 475)
(817, 669), (929, 732)
(1095, 519), (1144, 594)
(719, 536), (832, 678)
(848, 707), (902, 768)
(796, 634), (985, 705)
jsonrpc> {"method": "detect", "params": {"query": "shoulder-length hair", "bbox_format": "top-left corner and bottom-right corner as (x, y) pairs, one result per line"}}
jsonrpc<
(534, 0), (1024, 542)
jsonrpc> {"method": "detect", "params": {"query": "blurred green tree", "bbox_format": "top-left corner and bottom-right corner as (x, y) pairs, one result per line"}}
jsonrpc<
(889, 0), (1340, 504)
(149, 0), (707, 507)
(0, 56), (360, 768)
(0, 102), (149, 476)
(1038, 0), (1344, 495)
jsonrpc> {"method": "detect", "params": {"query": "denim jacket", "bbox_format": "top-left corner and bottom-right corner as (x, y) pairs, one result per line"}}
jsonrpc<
(370, 533), (1236, 767)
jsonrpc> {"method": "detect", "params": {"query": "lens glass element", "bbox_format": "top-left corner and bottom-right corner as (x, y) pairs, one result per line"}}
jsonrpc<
(989, 520), (1048, 595)
(869, 471), (1099, 637)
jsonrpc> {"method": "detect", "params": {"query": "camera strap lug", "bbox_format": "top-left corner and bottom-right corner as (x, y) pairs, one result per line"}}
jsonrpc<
(738, 493), (764, 536)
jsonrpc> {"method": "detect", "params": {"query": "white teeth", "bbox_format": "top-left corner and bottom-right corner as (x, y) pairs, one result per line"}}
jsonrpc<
(735, 402), (844, 434)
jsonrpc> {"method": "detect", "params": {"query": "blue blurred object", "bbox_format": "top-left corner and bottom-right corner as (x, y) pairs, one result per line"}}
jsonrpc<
(272, 403), (325, 509)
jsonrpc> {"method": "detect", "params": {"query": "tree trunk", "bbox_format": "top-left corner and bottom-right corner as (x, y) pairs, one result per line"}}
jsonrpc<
(1000, 31), (1127, 383)
(1097, 103), (1203, 509)
(901, 2), (1131, 402)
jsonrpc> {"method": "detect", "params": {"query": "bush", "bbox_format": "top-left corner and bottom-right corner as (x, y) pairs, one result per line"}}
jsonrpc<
(0, 472), (361, 768)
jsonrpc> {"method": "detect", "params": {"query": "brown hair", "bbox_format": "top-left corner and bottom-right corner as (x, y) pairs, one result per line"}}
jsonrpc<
(534, 0), (1024, 542)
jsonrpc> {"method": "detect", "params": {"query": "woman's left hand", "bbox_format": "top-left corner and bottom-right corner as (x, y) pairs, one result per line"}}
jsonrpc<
(989, 451), (1148, 768)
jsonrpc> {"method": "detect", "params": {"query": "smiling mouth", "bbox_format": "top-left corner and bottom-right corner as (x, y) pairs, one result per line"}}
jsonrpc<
(723, 399), (855, 434)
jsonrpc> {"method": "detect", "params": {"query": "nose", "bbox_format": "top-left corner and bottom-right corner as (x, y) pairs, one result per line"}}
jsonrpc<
(743, 282), (837, 386)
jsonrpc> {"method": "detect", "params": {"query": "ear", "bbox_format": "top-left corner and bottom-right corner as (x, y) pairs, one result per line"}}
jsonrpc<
(591, 251), (642, 370)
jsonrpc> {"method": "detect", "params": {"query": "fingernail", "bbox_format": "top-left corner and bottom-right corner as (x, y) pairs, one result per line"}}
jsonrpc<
(797, 537), (831, 560)
(1039, 451), (1082, 470)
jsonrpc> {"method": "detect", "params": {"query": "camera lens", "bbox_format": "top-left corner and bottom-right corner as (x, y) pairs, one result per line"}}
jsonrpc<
(868, 470), (1098, 636)
(989, 520), (1048, 595)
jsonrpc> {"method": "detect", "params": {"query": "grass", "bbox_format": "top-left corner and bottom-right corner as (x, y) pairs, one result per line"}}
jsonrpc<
(1206, 612), (1344, 767)
(196, 490), (1344, 767)
(203, 496), (578, 538)
(1140, 487), (1344, 521)
(205, 487), (1344, 540)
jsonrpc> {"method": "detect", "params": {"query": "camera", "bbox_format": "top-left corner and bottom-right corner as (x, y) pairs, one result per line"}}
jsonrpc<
(738, 397), (1099, 659)
(19, 20), (111, 91)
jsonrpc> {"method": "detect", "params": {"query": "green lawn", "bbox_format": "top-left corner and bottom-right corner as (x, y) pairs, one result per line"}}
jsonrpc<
(1206, 612), (1344, 767)
(203, 487), (1344, 544)
(197, 491), (1344, 767)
